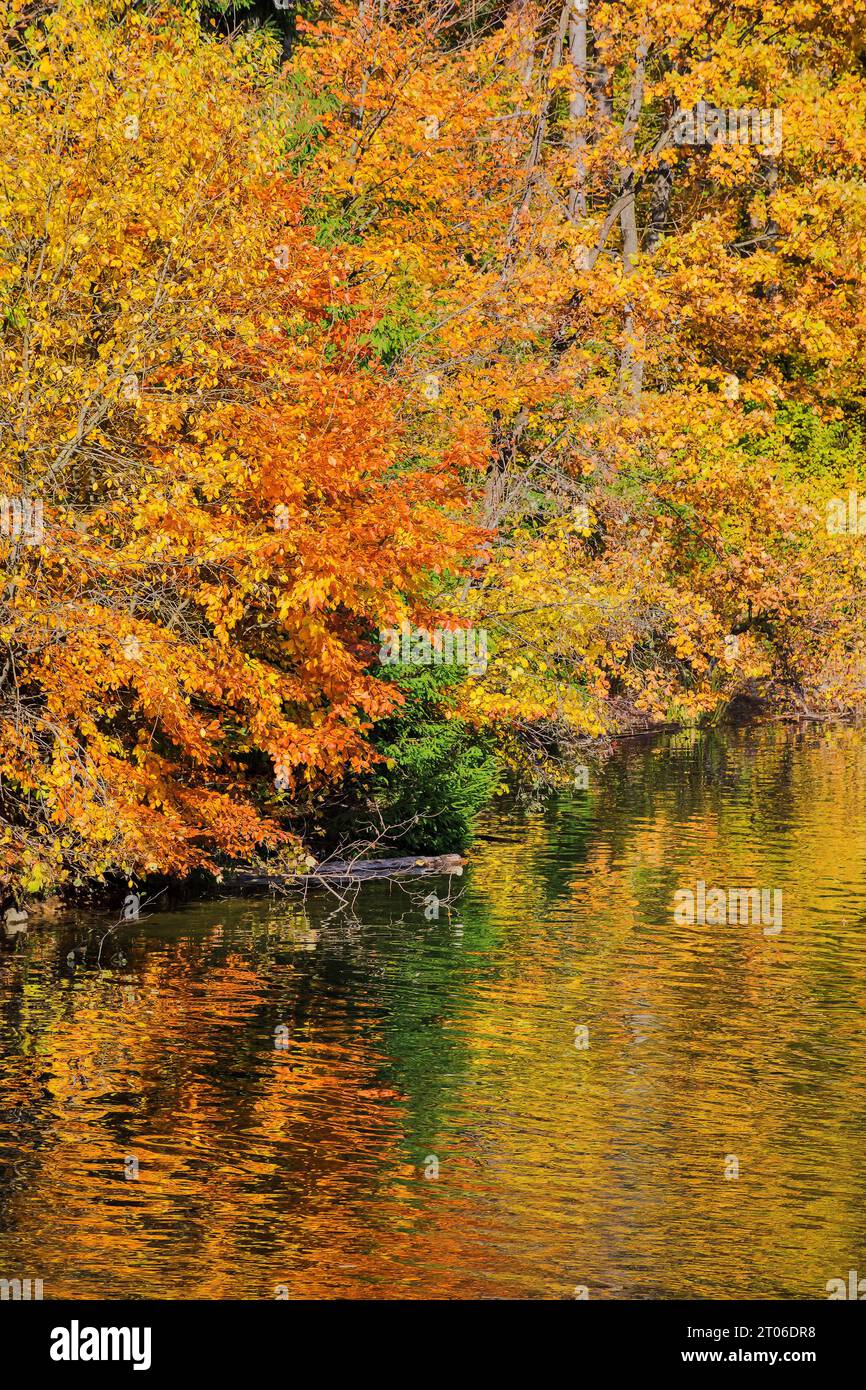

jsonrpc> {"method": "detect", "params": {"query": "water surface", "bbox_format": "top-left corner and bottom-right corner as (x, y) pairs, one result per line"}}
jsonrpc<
(2, 725), (865, 1298)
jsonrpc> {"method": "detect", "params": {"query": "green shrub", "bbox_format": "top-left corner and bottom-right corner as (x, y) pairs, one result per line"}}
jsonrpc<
(366, 664), (499, 854)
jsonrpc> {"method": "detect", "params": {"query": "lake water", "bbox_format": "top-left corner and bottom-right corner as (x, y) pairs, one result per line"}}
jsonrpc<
(1, 724), (865, 1299)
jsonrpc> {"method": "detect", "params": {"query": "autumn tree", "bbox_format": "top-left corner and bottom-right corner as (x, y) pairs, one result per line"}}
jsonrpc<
(289, 0), (866, 768)
(0, 0), (481, 896)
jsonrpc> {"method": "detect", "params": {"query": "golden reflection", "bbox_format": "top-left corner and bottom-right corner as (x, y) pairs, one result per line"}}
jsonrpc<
(1, 728), (865, 1298)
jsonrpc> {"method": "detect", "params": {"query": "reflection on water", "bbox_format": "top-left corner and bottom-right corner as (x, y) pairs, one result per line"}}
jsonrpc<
(1, 725), (866, 1299)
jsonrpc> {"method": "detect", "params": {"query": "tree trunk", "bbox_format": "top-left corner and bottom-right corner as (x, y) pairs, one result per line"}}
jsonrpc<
(567, 2), (588, 219)
(617, 36), (648, 398)
(646, 158), (672, 253)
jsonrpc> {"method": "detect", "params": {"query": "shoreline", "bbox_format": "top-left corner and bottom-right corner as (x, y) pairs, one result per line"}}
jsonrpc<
(3, 706), (861, 932)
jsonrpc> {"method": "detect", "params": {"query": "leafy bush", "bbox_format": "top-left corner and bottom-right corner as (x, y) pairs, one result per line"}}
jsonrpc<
(365, 664), (499, 854)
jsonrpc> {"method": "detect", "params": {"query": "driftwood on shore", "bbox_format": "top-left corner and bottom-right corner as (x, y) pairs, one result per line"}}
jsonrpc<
(226, 853), (465, 888)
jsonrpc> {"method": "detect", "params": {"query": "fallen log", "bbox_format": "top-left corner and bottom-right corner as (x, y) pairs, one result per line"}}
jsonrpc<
(225, 853), (465, 887)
